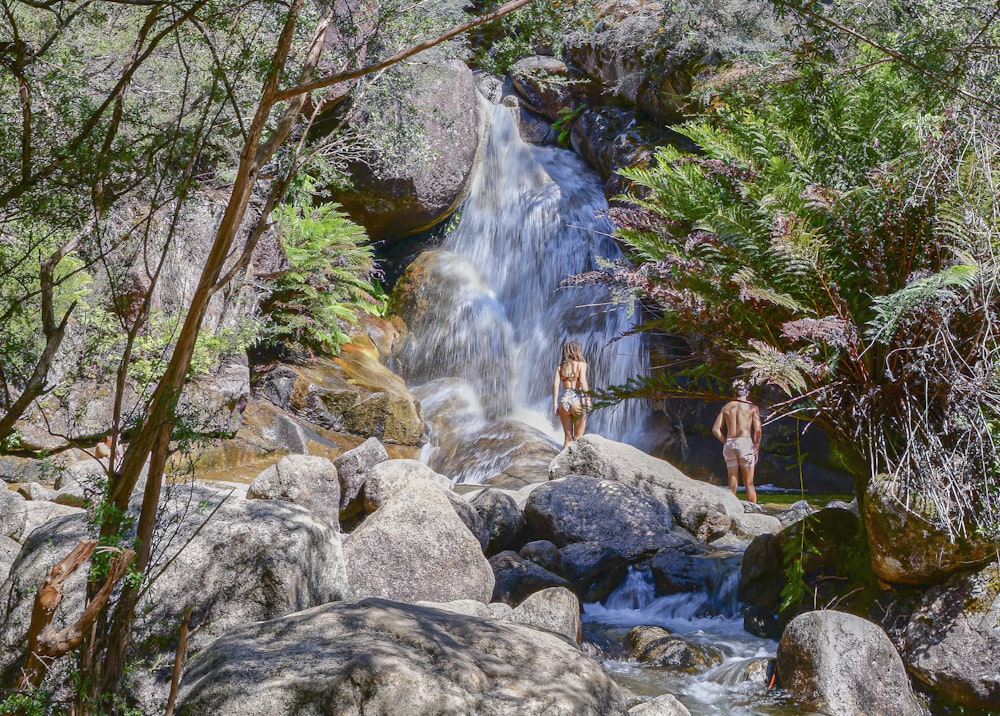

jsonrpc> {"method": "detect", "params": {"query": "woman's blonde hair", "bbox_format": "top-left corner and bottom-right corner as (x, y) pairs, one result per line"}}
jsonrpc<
(561, 340), (585, 364)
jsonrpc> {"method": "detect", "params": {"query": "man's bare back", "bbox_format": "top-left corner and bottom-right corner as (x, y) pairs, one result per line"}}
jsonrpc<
(715, 400), (760, 439)
(712, 380), (762, 503)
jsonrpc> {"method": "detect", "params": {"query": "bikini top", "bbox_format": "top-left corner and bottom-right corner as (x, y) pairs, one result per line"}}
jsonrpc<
(560, 361), (585, 386)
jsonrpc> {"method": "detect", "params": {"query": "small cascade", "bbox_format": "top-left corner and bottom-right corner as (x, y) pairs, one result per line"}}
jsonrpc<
(393, 103), (653, 483)
(583, 559), (795, 716)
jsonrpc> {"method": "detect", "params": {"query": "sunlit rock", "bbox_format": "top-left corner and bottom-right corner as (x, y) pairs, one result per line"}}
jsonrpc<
(0, 486), (347, 700)
(247, 454), (341, 529)
(176, 598), (630, 715)
(777, 611), (927, 716)
(320, 60), (488, 240)
(524, 474), (675, 560)
(864, 474), (995, 585)
(903, 562), (1000, 709)
(344, 480), (493, 604)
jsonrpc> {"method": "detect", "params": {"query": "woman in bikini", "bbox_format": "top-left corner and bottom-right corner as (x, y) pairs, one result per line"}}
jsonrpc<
(552, 340), (591, 449)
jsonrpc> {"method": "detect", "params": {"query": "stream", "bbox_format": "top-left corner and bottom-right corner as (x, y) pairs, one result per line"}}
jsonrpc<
(394, 102), (808, 714)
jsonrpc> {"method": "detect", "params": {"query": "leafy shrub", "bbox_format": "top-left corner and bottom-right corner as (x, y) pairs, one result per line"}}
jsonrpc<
(574, 57), (1000, 538)
(262, 202), (384, 354)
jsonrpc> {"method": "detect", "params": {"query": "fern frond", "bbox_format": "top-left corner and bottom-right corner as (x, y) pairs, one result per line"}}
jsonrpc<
(866, 262), (978, 343)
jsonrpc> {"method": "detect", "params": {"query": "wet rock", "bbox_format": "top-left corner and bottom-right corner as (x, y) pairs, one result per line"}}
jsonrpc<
(651, 548), (741, 598)
(471, 488), (527, 556)
(557, 541), (628, 603)
(489, 550), (572, 606)
(520, 539), (564, 575)
(902, 562), (1000, 709)
(247, 454), (341, 528)
(864, 474), (995, 585)
(629, 693), (691, 716)
(570, 106), (686, 195)
(1, 489), (27, 539)
(362, 459), (452, 513)
(627, 625), (720, 672)
(176, 598), (630, 715)
(0, 487), (348, 697)
(524, 475), (675, 560)
(549, 435), (762, 541)
(777, 611), (926, 716)
(508, 55), (603, 123)
(390, 257), (513, 418)
(321, 60), (488, 240)
(344, 480), (493, 604)
(333, 436), (388, 511)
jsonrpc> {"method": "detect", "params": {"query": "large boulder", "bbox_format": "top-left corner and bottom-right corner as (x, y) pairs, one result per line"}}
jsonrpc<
(557, 541), (629, 603)
(508, 55), (603, 123)
(489, 550), (572, 606)
(252, 345), (424, 446)
(864, 474), (996, 585)
(776, 611), (927, 716)
(246, 454), (341, 527)
(902, 562), (1000, 709)
(471, 488), (527, 556)
(738, 507), (874, 638)
(362, 459), (453, 512)
(176, 598), (630, 715)
(524, 475), (675, 560)
(343, 480), (494, 603)
(505, 586), (582, 645)
(549, 435), (775, 541)
(0, 485), (348, 698)
(321, 60), (488, 240)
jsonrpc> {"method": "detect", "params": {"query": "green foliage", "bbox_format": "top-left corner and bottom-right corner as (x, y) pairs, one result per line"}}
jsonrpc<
(469, 0), (597, 74)
(0, 689), (56, 716)
(263, 202), (383, 354)
(578, 51), (1000, 537)
(552, 104), (585, 148)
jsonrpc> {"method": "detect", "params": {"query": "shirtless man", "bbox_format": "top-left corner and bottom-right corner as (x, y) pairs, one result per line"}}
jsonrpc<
(712, 379), (762, 503)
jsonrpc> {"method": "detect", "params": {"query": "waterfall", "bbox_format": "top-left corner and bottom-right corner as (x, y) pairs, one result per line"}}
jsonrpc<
(395, 103), (651, 482)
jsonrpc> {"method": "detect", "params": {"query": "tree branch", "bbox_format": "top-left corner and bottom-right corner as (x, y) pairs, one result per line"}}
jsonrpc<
(272, 0), (535, 103)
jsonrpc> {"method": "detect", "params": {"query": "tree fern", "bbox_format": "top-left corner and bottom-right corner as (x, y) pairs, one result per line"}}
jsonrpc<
(264, 202), (384, 354)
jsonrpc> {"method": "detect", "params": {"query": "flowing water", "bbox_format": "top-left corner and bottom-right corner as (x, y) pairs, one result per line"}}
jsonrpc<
(394, 103), (654, 483)
(585, 564), (806, 715)
(389, 101), (812, 712)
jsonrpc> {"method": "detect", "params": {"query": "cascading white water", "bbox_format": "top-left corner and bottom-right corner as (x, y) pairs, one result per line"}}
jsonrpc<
(395, 103), (651, 482)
